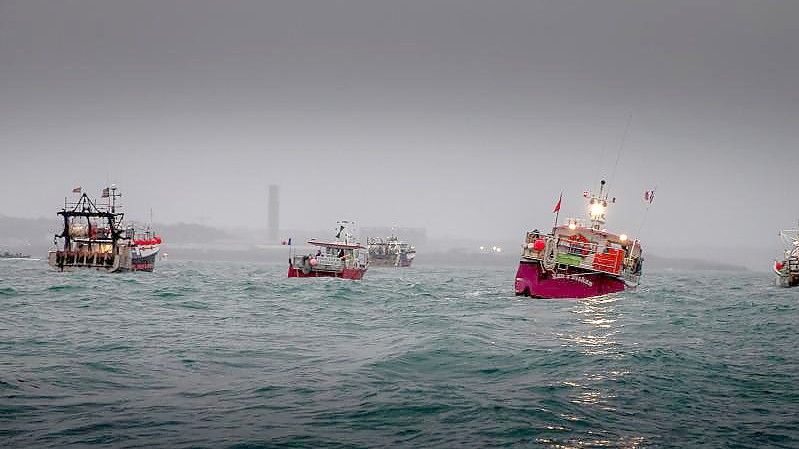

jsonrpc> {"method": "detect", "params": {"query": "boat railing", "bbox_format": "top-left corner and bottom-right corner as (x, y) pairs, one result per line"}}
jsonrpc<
(622, 271), (641, 287)
(315, 254), (344, 271)
(521, 233), (633, 277)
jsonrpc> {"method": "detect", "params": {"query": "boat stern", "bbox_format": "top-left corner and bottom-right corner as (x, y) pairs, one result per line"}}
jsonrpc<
(774, 258), (799, 287)
(514, 261), (539, 296)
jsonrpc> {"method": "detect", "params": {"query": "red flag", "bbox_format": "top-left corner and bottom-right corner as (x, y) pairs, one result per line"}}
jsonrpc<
(553, 192), (562, 213)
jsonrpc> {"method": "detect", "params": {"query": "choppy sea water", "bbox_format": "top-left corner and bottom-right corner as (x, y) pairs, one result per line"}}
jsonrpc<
(1, 260), (797, 448)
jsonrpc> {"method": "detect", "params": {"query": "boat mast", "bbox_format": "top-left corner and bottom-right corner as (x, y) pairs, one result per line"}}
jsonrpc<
(108, 185), (124, 247)
(61, 203), (70, 252)
(588, 179), (611, 231)
(110, 185), (118, 214)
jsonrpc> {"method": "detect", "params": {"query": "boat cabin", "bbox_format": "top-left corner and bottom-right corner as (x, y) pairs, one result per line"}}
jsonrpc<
(289, 240), (368, 277)
(522, 221), (642, 283)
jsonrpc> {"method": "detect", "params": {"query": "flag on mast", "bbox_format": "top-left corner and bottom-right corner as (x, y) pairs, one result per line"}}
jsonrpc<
(72, 186), (82, 193)
(101, 187), (110, 198)
(644, 189), (655, 204)
(553, 192), (563, 213)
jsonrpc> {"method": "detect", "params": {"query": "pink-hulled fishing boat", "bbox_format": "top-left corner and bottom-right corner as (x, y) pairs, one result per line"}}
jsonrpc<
(515, 180), (644, 299)
(287, 221), (369, 280)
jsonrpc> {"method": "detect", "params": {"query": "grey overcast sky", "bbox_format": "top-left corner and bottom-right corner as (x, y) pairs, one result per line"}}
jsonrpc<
(1, 0), (797, 252)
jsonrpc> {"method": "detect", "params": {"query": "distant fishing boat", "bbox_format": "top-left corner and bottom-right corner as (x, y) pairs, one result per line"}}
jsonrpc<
(288, 221), (368, 280)
(367, 234), (416, 267)
(515, 180), (644, 299)
(48, 185), (163, 273)
(774, 226), (799, 287)
(0, 251), (34, 260)
(131, 227), (162, 272)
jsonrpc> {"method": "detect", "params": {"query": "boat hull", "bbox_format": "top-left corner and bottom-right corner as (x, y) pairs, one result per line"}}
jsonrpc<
(775, 268), (799, 287)
(776, 275), (799, 287)
(132, 246), (159, 272)
(515, 260), (626, 299)
(48, 250), (128, 273)
(368, 255), (414, 267)
(288, 266), (367, 280)
(775, 257), (799, 287)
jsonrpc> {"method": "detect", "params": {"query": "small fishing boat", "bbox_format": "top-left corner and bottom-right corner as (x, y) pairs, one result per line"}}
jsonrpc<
(288, 221), (368, 280)
(0, 251), (32, 260)
(131, 228), (162, 272)
(515, 180), (644, 299)
(774, 227), (799, 287)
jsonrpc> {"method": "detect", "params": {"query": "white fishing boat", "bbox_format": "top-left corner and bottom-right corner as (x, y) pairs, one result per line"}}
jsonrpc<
(288, 221), (369, 280)
(774, 226), (799, 287)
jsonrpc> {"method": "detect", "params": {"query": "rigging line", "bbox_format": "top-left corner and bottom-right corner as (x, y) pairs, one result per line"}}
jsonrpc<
(596, 141), (608, 181)
(636, 206), (651, 238)
(608, 113), (633, 193)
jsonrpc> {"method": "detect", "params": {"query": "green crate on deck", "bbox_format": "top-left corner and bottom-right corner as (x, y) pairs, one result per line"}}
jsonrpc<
(556, 253), (583, 267)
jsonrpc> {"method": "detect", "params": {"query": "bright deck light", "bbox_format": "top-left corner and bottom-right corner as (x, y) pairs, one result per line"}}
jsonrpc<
(590, 202), (606, 217)
(619, 234), (628, 242)
(568, 222), (577, 230)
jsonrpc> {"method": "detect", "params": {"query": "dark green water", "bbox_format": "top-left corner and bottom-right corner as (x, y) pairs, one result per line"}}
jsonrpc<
(1, 260), (797, 448)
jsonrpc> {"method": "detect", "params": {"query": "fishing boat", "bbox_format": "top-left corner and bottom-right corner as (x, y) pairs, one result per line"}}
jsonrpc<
(367, 234), (416, 267)
(131, 227), (162, 272)
(288, 221), (368, 279)
(515, 180), (644, 299)
(48, 185), (162, 273)
(774, 227), (799, 287)
(0, 251), (31, 259)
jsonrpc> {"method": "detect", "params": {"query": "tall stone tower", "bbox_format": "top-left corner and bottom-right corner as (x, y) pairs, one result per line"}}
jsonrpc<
(267, 185), (279, 243)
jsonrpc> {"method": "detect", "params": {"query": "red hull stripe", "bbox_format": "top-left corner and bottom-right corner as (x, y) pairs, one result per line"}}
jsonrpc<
(288, 266), (367, 280)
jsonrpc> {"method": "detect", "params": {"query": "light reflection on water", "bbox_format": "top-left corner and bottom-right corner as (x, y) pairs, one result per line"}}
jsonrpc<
(543, 294), (645, 447)
(567, 294), (623, 357)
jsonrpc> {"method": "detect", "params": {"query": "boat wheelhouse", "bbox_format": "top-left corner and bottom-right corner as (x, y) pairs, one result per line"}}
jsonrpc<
(288, 221), (369, 280)
(515, 180), (643, 299)
(774, 227), (799, 287)
(367, 235), (416, 267)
